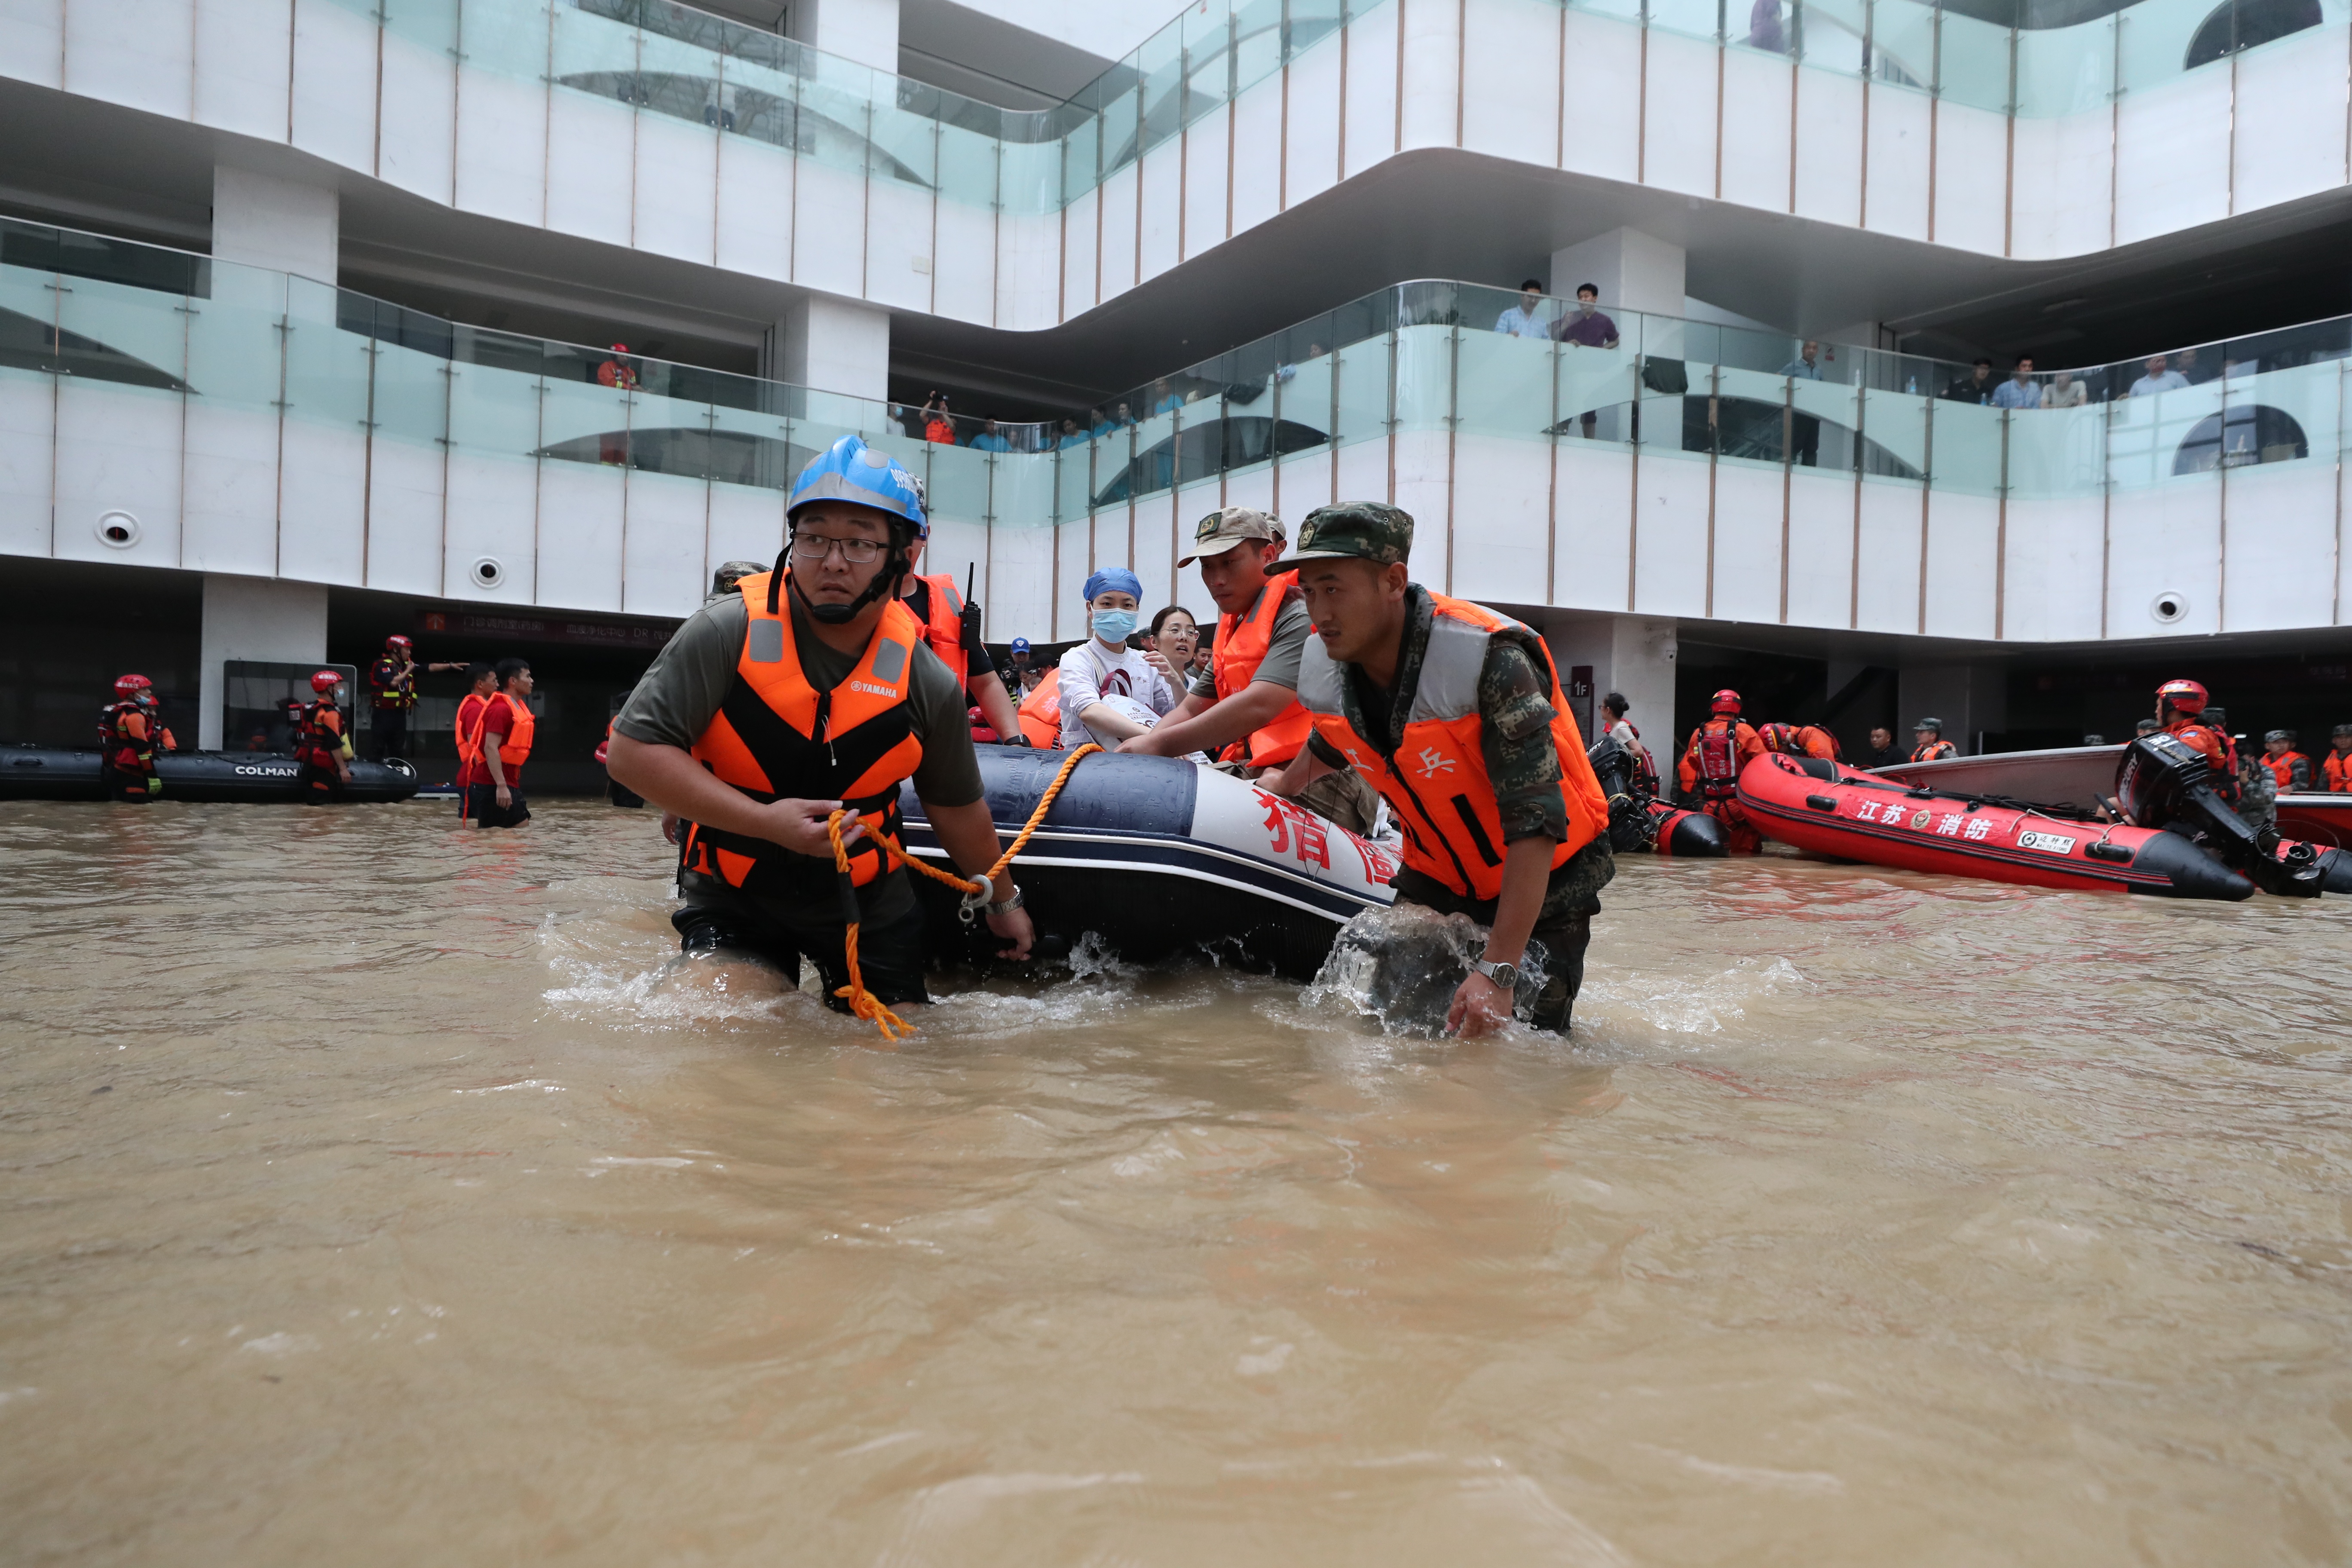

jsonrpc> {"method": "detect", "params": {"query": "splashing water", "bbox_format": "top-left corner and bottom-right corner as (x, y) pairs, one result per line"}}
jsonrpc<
(1302, 902), (1552, 1037)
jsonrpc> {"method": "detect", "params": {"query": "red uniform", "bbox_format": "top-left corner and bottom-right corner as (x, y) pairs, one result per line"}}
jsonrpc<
(1678, 719), (1765, 853)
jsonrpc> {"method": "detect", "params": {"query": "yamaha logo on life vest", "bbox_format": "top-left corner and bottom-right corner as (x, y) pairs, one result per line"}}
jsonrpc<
(849, 680), (896, 697)
(2017, 830), (2078, 854)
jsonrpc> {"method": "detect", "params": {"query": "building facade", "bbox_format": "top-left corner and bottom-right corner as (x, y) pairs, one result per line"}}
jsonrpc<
(6, 0), (2352, 767)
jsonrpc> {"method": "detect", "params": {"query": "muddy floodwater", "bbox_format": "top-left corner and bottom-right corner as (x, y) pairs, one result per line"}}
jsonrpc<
(5, 798), (2352, 1565)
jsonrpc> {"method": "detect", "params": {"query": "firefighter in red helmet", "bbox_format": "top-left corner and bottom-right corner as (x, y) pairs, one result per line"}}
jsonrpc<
(2155, 678), (2235, 802)
(293, 669), (356, 804)
(98, 674), (177, 801)
(1758, 720), (1840, 761)
(1677, 689), (1764, 852)
(366, 633), (464, 761)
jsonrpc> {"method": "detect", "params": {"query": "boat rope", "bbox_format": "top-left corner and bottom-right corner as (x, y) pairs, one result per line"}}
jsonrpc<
(824, 743), (1103, 1041)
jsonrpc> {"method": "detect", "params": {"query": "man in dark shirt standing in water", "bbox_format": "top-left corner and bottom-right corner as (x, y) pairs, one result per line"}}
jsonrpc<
(607, 436), (1033, 1014)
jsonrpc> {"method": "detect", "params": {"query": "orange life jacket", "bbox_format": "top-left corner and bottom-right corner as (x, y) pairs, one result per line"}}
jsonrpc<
(2162, 718), (2235, 802)
(679, 573), (926, 897)
(1017, 668), (1063, 749)
(1212, 580), (1314, 768)
(1296, 591), (1606, 902)
(100, 701), (156, 772)
(481, 692), (535, 769)
(1795, 724), (1840, 760)
(455, 692), (491, 767)
(2266, 750), (2311, 791)
(294, 700), (346, 767)
(1685, 719), (1758, 800)
(1909, 738), (1957, 762)
(907, 573), (969, 678)
(2328, 750), (2352, 793)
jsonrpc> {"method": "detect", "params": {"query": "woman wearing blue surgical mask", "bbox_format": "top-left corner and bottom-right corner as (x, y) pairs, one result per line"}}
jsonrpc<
(1057, 568), (1179, 749)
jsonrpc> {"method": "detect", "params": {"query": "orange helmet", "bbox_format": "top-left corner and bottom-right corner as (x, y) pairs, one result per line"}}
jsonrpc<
(1710, 689), (1742, 716)
(113, 673), (153, 696)
(2157, 678), (2208, 716)
(1757, 722), (1800, 753)
(309, 669), (343, 693)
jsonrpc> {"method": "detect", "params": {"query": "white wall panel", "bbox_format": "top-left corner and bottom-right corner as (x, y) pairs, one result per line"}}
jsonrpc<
(1784, 468), (1853, 629)
(1182, 113), (1230, 260)
(1333, 435), (1390, 510)
(1930, 101), (2007, 253)
(0, 0), (64, 89)
(289, 0), (377, 172)
(1550, 440), (1631, 612)
(1447, 432), (1550, 605)
(363, 439), (444, 596)
(863, 175), (934, 310)
(54, 384), (181, 568)
(2221, 461), (2338, 631)
(2113, 69), (2231, 246)
(1342, 2), (1400, 179)
(931, 198), (995, 326)
(64, 0), (191, 121)
(1709, 460), (1783, 622)
(704, 482), (784, 573)
(1270, 446), (1331, 519)
(1997, 493), (2102, 642)
(377, 30), (457, 206)
(1228, 78), (1283, 241)
(1285, 41), (1344, 210)
(1221, 462), (1274, 523)
(1792, 70), (1863, 227)
(181, 401), (280, 577)
(530, 460), (623, 610)
(1461, 0), (1554, 161)
(441, 451), (539, 603)
(1862, 84), (1931, 240)
(1720, 49), (1792, 214)
(633, 112), (720, 268)
(1095, 161), (1139, 302)
(1387, 432), (1451, 580)
(1050, 518), (1090, 640)
(1060, 188), (1099, 317)
(987, 521), (1054, 645)
(1920, 489), (1999, 639)
(788, 156), (868, 298)
(1136, 139), (1181, 285)
(2009, 107), (2111, 260)
(0, 376), (54, 556)
(193, 0), (289, 141)
(278, 421), (368, 585)
(454, 60), (550, 222)
(1394, 0), (1460, 150)
(545, 90), (637, 248)
(2105, 477), (2219, 637)
(1558, 12), (1639, 185)
(714, 135), (796, 284)
(1641, 31), (1719, 198)
(620, 469), (708, 618)
(1853, 479), (1923, 633)
(998, 211), (1057, 332)
(1631, 454), (1711, 617)
(2232, 35), (2350, 218)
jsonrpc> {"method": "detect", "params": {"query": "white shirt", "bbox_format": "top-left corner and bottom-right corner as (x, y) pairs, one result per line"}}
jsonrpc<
(2129, 371), (2189, 397)
(1493, 304), (1550, 340)
(1057, 640), (1176, 748)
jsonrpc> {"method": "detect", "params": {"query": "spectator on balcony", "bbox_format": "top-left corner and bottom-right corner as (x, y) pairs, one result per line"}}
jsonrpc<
(1087, 406), (1115, 438)
(1554, 284), (1621, 439)
(2046, 369), (2088, 408)
(2128, 355), (2190, 397)
(1778, 340), (1824, 465)
(1151, 379), (1184, 416)
(595, 344), (639, 392)
(971, 419), (1011, 453)
(1494, 280), (1550, 340)
(1941, 358), (1994, 404)
(920, 392), (956, 443)
(1991, 355), (2042, 410)
(2174, 345), (2217, 385)
(1780, 341), (1822, 381)
(1057, 418), (1087, 450)
(1748, 0), (1787, 52)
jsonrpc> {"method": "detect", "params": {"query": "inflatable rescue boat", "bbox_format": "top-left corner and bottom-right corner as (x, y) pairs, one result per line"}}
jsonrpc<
(1741, 737), (2352, 899)
(896, 749), (1398, 978)
(0, 746), (422, 804)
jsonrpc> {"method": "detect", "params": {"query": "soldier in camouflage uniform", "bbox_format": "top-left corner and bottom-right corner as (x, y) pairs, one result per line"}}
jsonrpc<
(1266, 501), (1614, 1037)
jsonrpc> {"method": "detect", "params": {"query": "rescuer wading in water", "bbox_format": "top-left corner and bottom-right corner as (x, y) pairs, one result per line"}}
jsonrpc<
(1260, 502), (1612, 1039)
(606, 435), (1035, 1012)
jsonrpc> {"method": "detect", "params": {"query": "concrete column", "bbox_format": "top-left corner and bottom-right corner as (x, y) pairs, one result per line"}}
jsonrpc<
(1898, 663), (2009, 756)
(1538, 612), (1678, 755)
(1550, 228), (1687, 322)
(212, 164), (340, 284)
(197, 574), (329, 750)
(790, 0), (900, 74)
(760, 294), (891, 403)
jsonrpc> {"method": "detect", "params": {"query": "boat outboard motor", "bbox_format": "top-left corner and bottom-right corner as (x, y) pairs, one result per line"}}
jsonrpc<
(2117, 733), (2325, 898)
(1586, 734), (1657, 852)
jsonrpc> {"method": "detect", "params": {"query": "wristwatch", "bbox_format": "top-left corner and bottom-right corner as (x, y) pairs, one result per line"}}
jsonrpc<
(989, 885), (1025, 912)
(1472, 956), (1520, 989)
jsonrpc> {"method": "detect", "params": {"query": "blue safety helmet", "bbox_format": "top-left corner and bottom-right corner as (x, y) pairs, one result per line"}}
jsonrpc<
(787, 433), (928, 539)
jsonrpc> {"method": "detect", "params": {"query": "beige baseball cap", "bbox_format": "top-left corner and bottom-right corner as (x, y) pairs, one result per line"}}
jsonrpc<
(1177, 506), (1285, 567)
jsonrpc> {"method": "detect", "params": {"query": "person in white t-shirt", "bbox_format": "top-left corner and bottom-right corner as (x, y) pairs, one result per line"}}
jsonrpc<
(1057, 567), (1178, 749)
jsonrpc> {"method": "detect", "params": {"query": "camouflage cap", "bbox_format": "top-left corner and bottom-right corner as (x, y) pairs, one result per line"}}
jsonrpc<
(1178, 506), (1284, 566)
(1287, 502), (1414, 566)
(710, 560), (766, 600)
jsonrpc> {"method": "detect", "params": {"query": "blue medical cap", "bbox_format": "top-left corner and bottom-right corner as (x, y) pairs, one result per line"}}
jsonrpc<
(1083, 567), (1142, 603)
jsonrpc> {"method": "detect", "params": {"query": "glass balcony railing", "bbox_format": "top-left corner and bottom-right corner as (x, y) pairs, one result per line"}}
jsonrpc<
(3, 220), (2344, 552)
(334, 0), (2348, 227)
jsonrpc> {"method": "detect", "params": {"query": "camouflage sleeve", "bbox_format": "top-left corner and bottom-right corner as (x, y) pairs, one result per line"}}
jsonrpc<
(2291, 756), (2312, 792)
(1478, 640), (1568, 845)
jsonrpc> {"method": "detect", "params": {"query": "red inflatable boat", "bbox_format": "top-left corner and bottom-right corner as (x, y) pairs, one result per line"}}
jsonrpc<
(1740, 751), (2270, 898)
(1646, 799), (1729, 857)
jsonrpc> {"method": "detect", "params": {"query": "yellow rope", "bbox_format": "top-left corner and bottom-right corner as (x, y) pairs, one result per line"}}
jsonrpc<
(824, 744), (1102, 1040)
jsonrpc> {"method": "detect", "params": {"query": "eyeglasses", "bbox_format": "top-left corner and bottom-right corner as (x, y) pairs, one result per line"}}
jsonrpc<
(790, 535), (889, 565)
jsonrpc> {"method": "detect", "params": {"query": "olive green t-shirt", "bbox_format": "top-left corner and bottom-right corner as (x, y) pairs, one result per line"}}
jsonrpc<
(614, 592), (984, 808)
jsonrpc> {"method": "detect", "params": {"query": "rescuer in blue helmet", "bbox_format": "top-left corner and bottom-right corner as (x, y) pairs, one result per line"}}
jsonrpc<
(606, 434), (1035, 1012)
